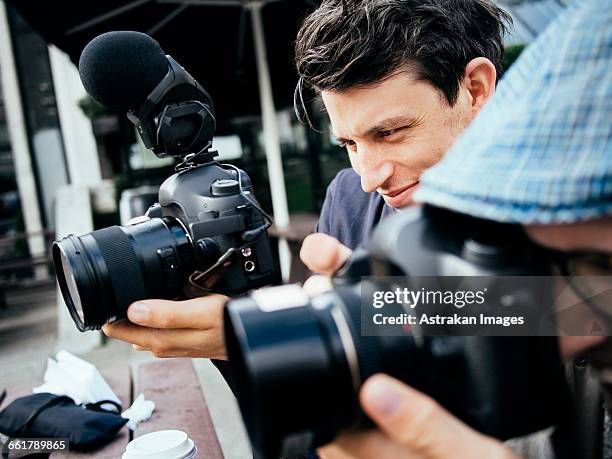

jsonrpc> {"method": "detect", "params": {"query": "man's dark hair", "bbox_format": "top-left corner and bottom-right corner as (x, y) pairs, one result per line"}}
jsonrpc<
(294, 0), (512, 123)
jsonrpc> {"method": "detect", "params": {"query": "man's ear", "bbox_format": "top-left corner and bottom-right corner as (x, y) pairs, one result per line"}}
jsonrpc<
(462, 57), (496, 115)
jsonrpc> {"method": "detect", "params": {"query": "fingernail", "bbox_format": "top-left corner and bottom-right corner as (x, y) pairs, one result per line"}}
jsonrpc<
(129, 303), (150, 323)
(363, 375), (402, 418)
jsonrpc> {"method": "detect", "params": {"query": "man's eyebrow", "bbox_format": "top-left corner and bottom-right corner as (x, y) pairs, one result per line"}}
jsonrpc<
(364, 115), (420, 137)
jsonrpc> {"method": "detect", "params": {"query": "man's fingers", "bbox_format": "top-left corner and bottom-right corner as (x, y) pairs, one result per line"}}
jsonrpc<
(319, 430), (417, 459)
(103, 320), (153, 349)
(300, 233), (352, 275)
(318, 375), (516, 459)
(102, 295), (229, 359)
(360, 374), (516, 459)
(126, 295), (227, 329)
(103, 321), (226, 359)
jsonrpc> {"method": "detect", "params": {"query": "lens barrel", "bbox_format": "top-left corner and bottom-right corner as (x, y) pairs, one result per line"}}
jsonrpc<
(225, 288), (356, 458)
(53, 217), (194, 331)
(224, 282), (566, 459)
(224, 283), (414, 458)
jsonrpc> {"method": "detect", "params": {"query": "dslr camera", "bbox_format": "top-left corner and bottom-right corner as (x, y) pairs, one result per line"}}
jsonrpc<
(224, 206), (569, 458)
(53, 32), (276, 331)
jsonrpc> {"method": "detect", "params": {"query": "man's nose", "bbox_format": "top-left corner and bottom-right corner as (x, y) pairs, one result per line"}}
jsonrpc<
(357, 145), (394, 193)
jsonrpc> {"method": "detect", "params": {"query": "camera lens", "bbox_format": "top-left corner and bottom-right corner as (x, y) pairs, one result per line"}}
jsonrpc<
(224, 282), (417, 458)
(224, 282), (566, 459)
(53, 217), (194, 331)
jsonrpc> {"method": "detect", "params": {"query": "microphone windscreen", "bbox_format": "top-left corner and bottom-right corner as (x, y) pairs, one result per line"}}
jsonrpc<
(79, 31), (169, 111)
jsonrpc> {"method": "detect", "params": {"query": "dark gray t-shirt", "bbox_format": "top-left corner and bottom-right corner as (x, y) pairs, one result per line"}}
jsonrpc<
(315, 168), (396, 249)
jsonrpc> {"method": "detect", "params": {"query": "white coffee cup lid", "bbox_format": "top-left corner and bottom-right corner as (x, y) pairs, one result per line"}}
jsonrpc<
(122, 430), (197, 459)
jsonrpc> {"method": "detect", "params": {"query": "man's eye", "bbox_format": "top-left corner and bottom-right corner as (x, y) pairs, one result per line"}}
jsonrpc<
(379, 128), (399, 138)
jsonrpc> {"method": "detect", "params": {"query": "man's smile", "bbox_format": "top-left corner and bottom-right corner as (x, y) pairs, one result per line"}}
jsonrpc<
(379, 181), (420, 208)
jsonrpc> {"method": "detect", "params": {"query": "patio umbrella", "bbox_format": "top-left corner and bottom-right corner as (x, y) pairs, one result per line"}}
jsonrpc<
(5, 0), (316, 129)
(6, 0), (319, 279)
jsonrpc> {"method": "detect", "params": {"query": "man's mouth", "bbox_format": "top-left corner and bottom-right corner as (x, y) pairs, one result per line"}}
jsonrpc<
(380, 182), (420, 207)
(386, 182), (419, 197)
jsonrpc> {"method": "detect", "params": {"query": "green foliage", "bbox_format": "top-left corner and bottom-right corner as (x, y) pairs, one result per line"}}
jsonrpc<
(502, 44), (527, 71)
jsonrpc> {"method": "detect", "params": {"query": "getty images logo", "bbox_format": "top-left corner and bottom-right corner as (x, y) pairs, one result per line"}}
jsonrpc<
(372, 286), (488, 309)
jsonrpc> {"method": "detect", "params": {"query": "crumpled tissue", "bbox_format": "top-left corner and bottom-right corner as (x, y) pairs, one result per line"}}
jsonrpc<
(33, 350), (155, 430)
(121, 393), (156, 430)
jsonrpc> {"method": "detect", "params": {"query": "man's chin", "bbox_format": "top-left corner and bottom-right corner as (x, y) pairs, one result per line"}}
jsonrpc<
(382, 183), (420, 208)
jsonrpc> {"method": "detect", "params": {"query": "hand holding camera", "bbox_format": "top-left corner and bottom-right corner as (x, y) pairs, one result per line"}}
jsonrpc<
(319, 373), (517, 459)
(102, 295), (228, 360)
(223, 206), (568, 458)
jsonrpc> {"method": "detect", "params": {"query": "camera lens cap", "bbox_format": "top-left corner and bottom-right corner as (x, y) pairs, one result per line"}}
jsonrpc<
(211, 179), (240, 196)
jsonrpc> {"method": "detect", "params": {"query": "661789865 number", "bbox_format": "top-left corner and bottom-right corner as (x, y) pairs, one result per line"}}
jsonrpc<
(1, 437), (69, 455)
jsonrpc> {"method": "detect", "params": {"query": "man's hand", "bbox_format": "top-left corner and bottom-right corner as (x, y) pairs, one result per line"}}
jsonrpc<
(106, 216), (228, 359)
(300, 233), (352, 294)
(300, 233), (352, 275)
(102, 294), (228, 360)
(319, 374), (517, 459)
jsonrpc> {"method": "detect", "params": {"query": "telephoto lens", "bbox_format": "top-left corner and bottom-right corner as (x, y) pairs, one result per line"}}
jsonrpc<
(53, 217), (195, 331)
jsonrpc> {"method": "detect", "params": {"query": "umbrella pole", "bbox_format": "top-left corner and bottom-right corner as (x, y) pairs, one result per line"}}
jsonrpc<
(0, 2), (46, 279)
(248, 1), (291, 281)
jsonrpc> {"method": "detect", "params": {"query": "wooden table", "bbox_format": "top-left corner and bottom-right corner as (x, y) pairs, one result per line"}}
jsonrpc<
(2, 359), (225, 458)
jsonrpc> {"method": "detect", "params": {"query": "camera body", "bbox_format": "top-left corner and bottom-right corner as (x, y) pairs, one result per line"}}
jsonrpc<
(146, 160), (276, 295)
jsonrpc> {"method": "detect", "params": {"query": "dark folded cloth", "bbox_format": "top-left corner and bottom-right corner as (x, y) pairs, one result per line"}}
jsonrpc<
(0, 392), (127, 450)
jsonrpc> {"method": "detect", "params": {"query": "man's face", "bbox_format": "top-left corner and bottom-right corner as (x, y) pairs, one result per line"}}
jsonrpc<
(321, 71), (473, 208)
(526, 219), (612, 358)
(526, 219), (612, 254)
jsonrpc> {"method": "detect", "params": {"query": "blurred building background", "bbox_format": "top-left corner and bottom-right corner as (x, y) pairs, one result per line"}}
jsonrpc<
(0, 0), (566, 387)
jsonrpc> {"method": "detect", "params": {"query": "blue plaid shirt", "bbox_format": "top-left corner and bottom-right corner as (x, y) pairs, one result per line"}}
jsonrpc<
(414, 0), (612, 224)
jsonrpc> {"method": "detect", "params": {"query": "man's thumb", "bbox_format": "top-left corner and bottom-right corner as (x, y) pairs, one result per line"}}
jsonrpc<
(360, 374), (514, 459)
(300, 233), (352, 276)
